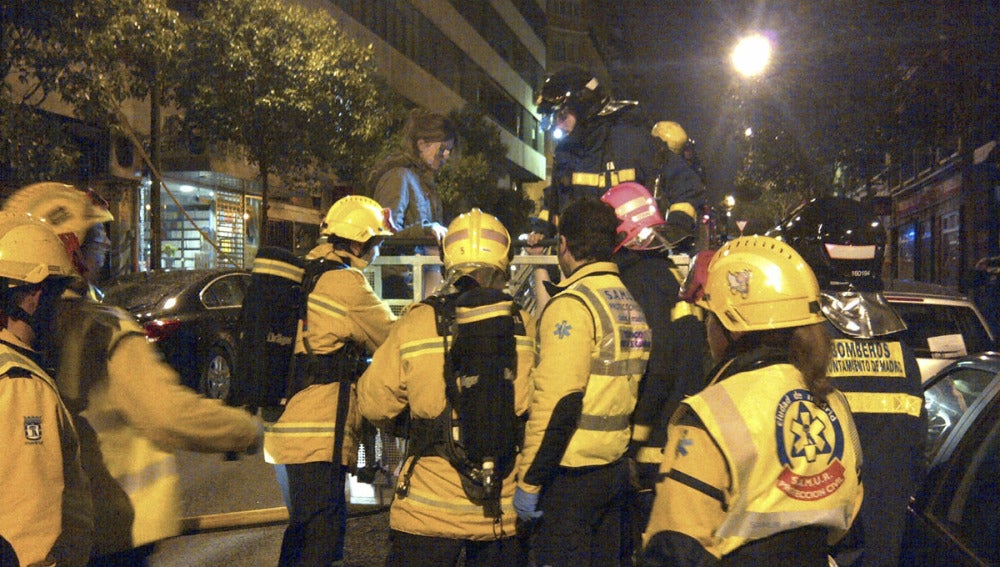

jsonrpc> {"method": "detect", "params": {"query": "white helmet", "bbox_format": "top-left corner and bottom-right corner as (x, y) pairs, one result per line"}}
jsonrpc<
(4, 182), (114, 242)
(0, 212), (79, 286)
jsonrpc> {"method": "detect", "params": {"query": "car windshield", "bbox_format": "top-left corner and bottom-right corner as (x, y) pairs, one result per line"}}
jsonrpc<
(891, 302), (994, 359)
(923, 366), (997, 459)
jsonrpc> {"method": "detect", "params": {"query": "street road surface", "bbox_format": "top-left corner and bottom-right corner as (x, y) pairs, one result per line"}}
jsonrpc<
(147, 450), (390, 566)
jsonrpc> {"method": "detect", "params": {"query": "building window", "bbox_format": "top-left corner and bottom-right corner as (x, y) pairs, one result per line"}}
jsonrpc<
(898, 222), (916, 280)
(940, 210), (960, 287)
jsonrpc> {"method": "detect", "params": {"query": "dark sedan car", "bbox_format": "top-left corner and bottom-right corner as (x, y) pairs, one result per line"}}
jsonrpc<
(902, 351), (1000, 566)
(101, 268), (251, 400)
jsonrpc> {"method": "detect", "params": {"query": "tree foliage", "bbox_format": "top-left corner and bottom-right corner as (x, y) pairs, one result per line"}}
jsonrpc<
(174, 0), (392, 211)
(436, 106), (535, 235)
(1, 0), (182, 183)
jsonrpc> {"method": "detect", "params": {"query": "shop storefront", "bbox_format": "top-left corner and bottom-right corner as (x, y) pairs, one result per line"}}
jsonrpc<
(137, 175), (256, 270)
(891, 167), (963, 286)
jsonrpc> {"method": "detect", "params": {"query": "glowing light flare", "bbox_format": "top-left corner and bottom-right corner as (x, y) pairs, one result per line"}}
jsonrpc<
(732, 34), (772, 78)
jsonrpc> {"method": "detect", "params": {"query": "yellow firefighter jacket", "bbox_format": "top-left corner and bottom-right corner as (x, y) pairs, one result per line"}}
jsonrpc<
(265, 245), (395, 466)
(55, 297), (259, 554)
(0, 328), (93, 567)
(356, 296), (536, 540)
(644, 362), (863, 559)
(518, 261), (650, 492)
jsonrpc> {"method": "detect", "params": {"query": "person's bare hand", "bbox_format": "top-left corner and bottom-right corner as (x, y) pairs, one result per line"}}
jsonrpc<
(429, 222), (448, 242)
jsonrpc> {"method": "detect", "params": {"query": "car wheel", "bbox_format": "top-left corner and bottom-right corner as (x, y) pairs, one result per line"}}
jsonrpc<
(200, 345), (233, 401)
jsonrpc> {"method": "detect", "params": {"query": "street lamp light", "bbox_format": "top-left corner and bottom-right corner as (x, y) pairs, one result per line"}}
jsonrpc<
(732, 33), (772, 78)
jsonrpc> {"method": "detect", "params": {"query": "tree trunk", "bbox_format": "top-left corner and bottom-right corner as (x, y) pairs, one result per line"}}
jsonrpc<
(260, 162), (269, 247)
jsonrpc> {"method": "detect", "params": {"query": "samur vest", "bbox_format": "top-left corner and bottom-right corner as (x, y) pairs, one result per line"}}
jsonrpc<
(558, 269), (651, 467)
(684, 364), (862, 557)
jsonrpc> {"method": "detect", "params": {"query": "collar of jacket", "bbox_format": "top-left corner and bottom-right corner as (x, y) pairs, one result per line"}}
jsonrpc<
(306, 243), (352, 265)
(547, 261), (620, 299)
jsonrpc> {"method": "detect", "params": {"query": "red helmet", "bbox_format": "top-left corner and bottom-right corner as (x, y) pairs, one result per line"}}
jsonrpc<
(679, 249), (716, 305)
(600, 182), (666, 252)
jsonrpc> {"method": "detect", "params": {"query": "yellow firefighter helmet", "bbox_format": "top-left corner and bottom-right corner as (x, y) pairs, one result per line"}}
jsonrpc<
(703, 235), (824, 332)
(442, 209), (511, 278)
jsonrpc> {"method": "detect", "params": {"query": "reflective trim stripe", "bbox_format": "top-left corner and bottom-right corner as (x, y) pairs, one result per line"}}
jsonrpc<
(516, 336), (534, 349)
(401, 486), (515, 515)
(718, 508), (851, 540)
(400, 338), (446, 359)
(635, 445), (664, 464)
(574, 286), (615, 361)
(578, 413), (631, 431)
(843, 392), (923, 417)
(592, 357), (647, 375)
(308, 295), (347, 318)
(264, 422), (336, 437)
(117, 454), (179, 496)
(671, 301), (704, 321)
(632, 424), (652, 442)
(455, 301), (513, 325)
(699, 385), (758, 493)
(444, 228), (509, 249)
(571, 169), (636, 188)
(253, 257), (304, 282)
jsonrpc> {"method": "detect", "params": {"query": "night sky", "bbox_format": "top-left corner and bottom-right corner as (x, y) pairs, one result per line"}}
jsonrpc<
(611, 1), (952, 205)
(615, 1), (766, 203)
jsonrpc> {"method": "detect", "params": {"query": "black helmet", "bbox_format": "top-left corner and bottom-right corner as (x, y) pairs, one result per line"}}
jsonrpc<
(768, 197), (886, 292)
(535, 66), (608, 131)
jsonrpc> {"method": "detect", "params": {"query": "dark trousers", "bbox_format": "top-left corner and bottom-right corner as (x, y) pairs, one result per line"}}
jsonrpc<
(87, 544), (154, 566)
(279, 462), (348, 566)
(532, 458), (630, 567)
(385, 530), (528, 567)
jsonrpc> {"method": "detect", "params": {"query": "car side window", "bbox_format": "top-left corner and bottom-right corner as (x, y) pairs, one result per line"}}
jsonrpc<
(928, 401), (1000, 563)
(924, 368), (996, 459)
(202, 274), (248, 309)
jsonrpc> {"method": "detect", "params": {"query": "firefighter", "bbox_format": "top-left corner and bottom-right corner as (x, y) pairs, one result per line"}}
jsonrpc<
(356, 209), (535, 566)
(532, 68), (703, 248)
(599, 182), (708, 557)
(514, 198), (651, 566)
(640, 235), (864, 566)
(264, 195), (397, 566)
(3, 182), (263, 565)
(649, 121), (706, 248)
(771, 197), (925, 566)
(0, 212), (93, 567)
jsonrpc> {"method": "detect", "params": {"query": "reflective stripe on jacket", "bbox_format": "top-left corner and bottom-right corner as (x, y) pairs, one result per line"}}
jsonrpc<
(265, 245), (395, 465)
(357, 299), (536, 540)
(683, 364), (863, 556)
(520, 262), (649, 490)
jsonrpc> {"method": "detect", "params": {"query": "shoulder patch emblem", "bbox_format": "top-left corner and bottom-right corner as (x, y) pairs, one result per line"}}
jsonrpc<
(554, 320), (572, 339)
(774, 389), (847, 501)
(24, 415), (42, 443)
